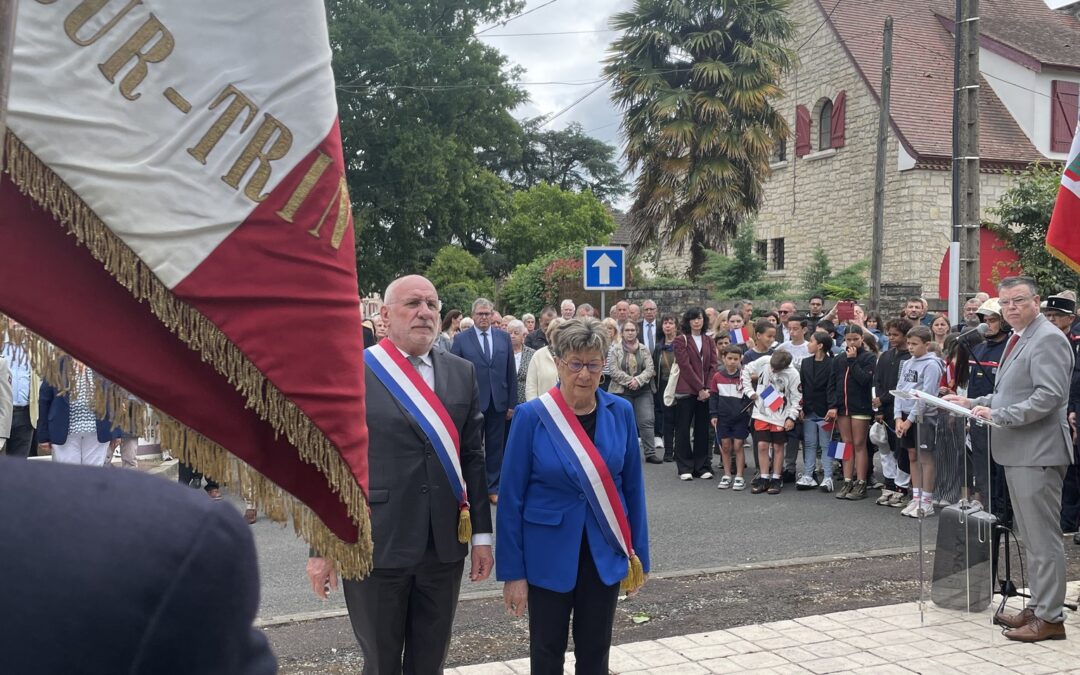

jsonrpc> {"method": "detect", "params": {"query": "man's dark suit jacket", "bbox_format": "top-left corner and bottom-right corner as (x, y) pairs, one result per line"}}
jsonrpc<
(451, 327), (518, 414)
(38, 379), (122, 445)
(364, 346), (491, 568)
(0, 457), (276, 675)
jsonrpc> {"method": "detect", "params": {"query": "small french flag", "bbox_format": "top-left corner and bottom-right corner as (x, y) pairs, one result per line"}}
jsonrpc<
(828, 440), (851, 460)
(729, 327), (750, 344)
(760, 385), (784, 411)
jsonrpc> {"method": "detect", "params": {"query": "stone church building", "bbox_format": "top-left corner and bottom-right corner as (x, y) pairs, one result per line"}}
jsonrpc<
(628, 0), (1080, 299)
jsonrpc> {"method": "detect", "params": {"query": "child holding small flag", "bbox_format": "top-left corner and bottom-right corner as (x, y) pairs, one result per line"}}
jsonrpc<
(827, 325), (877, 501)
(895, 325), (945, 518)
(742, 350), (802, 494)
(710, 345), (751, 490)
(799, 331), (836, 491)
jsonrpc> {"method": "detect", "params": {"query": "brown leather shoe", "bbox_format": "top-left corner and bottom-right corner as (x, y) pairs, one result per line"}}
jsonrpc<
(993, 607), (1035, 629)
(1003, 616), (1066, 642)
(244, 508), (257, 525)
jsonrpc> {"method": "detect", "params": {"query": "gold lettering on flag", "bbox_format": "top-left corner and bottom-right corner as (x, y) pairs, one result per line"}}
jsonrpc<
(31, 0), (352, 251)
(222, 114), (294, 202)
(187, 85), (259, 163)
(98, 14), (175, 101)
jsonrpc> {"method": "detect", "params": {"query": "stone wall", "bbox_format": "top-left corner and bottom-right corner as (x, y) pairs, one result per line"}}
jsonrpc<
(624, 287), (710, 317)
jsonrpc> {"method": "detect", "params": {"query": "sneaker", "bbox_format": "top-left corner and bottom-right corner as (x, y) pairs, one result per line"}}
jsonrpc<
(819, 477), (834, 493)
(795, 474), (818, 491)
(699, 471), (714, 480)
(917, 503), (936, 518)
(718, 475), (733, 489)
(732, 476), (746, 491)
(901, 499), (920, 517)
(767, 478), (782, 495)
(654, 436), (664, 448)
(835, 480), (853, 499)
(750, 477), (768, 494)
(891, 492), (912, 508)
(868, 478), (885, 490)
(679, 473), (693, 481)
(845, 480), (868, 500)
(161, 450), (174, 461)
(876, 489), (896, 505)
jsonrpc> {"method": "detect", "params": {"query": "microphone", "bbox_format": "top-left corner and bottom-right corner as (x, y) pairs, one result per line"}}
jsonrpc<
(957, 322), (989, 343)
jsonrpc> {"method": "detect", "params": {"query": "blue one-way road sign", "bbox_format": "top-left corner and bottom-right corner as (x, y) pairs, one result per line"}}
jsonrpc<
(583, 246), (625, 290)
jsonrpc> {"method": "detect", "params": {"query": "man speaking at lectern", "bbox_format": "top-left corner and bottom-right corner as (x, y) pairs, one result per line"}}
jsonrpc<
(947, 276), (1074, 643)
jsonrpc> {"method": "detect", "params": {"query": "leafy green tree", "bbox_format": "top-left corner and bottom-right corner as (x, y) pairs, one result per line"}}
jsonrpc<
(823, 261), (870, 300)
(502, 122), (627, 202)
(698, 223), (786, 300)
(493, 183), (617, 273)
(800, 246), (832, 298)
(326, 0), (527, 292)
(426, 245), (493, 313)
(604, 0), (796, 278)
(989, 164), (1077, 293)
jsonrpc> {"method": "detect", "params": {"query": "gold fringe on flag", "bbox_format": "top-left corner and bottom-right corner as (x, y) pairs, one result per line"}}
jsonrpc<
(2, 132), (373, 578)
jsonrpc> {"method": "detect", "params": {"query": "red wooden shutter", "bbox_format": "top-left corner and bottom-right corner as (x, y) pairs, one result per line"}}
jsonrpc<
(796, 105), (811, 157)
(830, 91), (847, 148)
(1051, 80), (1079, 153)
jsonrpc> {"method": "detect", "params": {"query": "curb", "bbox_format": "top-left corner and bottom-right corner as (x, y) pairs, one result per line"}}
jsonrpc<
(254, 545), (923, 629)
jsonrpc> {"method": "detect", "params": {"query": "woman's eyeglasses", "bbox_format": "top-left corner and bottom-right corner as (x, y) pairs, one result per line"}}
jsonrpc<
(560, 358), (604, 374)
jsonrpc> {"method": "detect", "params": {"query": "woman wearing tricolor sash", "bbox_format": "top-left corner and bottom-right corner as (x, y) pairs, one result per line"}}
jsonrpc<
(497, 318), (650, 675)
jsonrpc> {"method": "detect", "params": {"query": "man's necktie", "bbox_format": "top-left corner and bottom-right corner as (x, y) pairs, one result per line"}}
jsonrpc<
(481, 331), (491, 360)
(1001, 333), (1020, 363)
(408, 355), (423, 372)
(646, 323), (654, 351)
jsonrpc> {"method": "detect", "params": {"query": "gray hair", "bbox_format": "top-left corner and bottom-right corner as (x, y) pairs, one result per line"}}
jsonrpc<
(998, 276), (1038, 296)
(472, 297), (494, 313)
(522, 313), (535, 323)
(507, 319), (525, 334)
(552, 318), (609, 359)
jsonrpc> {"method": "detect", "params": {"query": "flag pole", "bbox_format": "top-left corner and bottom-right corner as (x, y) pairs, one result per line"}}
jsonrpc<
(0, 0), (17, 167)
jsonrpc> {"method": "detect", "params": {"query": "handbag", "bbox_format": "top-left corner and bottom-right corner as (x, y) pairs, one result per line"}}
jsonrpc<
(663, 362), (680, 407)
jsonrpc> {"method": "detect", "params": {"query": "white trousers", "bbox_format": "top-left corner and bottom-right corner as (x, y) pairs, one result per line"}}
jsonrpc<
(53, 432), (109, 466)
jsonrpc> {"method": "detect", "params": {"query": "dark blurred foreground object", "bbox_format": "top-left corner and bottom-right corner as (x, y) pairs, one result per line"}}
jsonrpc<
(0, 456), (277, 675)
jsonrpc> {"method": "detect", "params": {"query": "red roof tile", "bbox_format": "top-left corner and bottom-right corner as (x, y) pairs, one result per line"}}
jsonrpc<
(821, 0), (1045, 164)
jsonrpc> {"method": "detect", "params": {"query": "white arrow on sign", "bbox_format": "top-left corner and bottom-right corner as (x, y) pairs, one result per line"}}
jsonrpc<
(593, 253), (617, 286)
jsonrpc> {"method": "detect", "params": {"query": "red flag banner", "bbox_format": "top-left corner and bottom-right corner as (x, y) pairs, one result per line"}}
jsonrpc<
(1047, 113), (1080, 273)
(0, 2), (370, 575)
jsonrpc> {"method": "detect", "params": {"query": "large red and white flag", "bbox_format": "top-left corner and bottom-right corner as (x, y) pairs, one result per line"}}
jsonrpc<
(1047, 117), (1080, 273)
(0, 1), (371, 575)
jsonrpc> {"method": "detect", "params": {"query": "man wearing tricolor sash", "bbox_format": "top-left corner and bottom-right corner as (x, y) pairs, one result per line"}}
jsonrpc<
(497, 318), (649, 675)
(307, 275), (493, 674)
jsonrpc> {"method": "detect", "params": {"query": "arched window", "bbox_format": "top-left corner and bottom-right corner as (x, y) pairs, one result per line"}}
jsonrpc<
(818, 99), (833, 150)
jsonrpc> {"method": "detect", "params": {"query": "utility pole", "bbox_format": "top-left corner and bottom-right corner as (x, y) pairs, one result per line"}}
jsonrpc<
(951, 0), (980, 318)
(869, 16), (893, 315)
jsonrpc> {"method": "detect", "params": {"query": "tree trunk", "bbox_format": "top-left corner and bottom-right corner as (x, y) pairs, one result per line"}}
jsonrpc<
(687, 231), (707, 281)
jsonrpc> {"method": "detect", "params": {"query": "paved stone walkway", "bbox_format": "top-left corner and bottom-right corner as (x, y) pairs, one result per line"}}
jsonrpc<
(451, 581), (1080, 674)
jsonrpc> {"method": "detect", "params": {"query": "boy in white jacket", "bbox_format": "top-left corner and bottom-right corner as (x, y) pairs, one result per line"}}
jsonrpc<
(742, 350), (802, 494)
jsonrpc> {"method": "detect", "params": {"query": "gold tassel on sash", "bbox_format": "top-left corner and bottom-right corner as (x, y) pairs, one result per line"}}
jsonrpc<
(620, 553), (646, 593)
(458, 507), (472, 544)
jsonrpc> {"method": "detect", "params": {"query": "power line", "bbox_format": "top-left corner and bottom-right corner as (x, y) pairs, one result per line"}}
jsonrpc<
(539, 81), (607, 127)
(474, 0), (562, 36)
(477, 29), (619, 38)
(336, 77), (605, 93)
(892, 34), (1053, 100)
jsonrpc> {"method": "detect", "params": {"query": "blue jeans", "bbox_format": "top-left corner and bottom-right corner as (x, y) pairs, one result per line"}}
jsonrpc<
(803, 414), (833, 478)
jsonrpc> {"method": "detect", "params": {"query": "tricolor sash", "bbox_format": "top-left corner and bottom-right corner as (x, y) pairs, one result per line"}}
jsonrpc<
(535, 387), (645, 591)
(364, 339), (471, 543)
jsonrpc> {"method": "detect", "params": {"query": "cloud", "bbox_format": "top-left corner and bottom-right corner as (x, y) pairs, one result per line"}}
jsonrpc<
(479, 0), (633, 155)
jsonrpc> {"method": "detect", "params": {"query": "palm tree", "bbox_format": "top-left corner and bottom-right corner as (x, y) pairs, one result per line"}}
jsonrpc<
(604, 0), (796, 278)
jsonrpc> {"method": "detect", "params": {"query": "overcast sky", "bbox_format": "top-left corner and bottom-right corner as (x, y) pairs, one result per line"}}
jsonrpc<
(477, 0), (633, 168)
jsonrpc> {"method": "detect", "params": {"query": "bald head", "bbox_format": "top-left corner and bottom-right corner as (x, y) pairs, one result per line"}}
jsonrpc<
(380, 275), (441, 356)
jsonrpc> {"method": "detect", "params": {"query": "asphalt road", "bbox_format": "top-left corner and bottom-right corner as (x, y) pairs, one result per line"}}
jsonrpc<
(249, 459), (941, 622)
